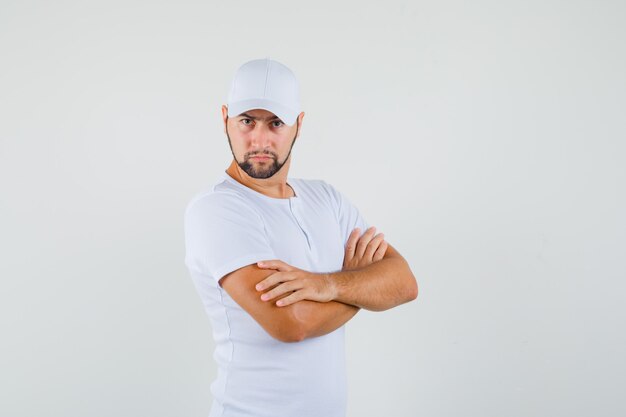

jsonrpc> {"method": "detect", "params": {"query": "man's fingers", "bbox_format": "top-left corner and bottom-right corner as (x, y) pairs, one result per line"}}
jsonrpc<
(344, 228), (360, 257)
(355, 226), (377, 258)
(275, 291), (303, 307)
(257, 260), (290, 271)
(256, 271), (287, 291)
(373, 240), (388, 261)
(343, 228), (360, 267)
(260, 280), (302, 301)
(364, 233), (385, 260)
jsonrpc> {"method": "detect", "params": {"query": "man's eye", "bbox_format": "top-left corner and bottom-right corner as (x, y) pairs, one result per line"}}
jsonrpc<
(272, 121), (284, 127)
(241, 118), (252, 125)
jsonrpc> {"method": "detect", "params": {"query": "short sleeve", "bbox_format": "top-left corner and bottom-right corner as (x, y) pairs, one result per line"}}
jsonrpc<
(322, 181), (371, 246)
(184, 192), (276, 285)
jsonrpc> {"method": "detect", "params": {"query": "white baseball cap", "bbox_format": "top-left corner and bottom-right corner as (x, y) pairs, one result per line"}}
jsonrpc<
(226, 57), (301, 127)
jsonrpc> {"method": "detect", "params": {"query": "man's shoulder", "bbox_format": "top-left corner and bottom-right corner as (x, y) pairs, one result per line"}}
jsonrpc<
(291, 177), (337, 195)
(184, 181), (253, 219)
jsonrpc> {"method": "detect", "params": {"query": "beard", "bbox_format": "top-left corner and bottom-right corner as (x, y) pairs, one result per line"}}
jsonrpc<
(225, 117), (299, 179)
(236, 150), (283, 179)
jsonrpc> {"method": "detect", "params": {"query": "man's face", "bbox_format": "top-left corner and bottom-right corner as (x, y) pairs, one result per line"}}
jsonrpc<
(224, 107), (300, 179)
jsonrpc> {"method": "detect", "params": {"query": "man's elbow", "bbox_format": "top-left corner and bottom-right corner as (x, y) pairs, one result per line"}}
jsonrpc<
(407, 280), (418, 301)
(275, 328), (306, 343)
(275, 301), (321, 342)
(406, 273), (419, 302)
(268, 311), (307, 343)
(395, 257), (418, 302)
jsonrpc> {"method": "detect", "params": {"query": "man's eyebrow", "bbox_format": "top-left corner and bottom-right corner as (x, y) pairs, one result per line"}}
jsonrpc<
(237, 112), (282, 121)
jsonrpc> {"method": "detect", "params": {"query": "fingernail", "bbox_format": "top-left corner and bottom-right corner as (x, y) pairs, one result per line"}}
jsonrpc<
(258, 262), (264, 266)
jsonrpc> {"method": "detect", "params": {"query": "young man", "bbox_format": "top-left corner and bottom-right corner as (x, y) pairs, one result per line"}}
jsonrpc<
(184, 57), (418, 417)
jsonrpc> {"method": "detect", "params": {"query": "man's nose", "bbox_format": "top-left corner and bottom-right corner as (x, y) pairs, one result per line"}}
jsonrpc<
(250, 124), (272, 147)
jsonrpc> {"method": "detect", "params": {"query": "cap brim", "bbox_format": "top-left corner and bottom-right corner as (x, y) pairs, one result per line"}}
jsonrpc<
(227, 98), (298, 126)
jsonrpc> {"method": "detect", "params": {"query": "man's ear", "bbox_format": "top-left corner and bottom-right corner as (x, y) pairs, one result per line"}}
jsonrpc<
(295, 111), (304, 138)
(222, 105), (229, 132)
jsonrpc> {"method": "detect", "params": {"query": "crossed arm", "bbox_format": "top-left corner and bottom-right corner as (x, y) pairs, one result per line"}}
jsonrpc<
(220, 242), (418, 343)
(327, 251), (418, 311)
(257, 243), (418, 311)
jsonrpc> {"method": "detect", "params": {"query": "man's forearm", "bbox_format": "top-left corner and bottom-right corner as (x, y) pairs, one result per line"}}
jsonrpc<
(291, 299), (360, 340)
(325, 257), (418, 311)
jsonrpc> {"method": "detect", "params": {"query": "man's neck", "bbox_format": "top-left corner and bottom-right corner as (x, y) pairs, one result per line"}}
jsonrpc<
(225, 161), (295, 199)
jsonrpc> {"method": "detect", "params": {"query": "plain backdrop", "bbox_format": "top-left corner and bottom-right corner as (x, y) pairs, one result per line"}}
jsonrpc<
(1, 1), (625, 416)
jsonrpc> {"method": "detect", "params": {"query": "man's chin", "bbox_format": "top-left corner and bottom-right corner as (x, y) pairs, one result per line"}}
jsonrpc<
(244, 168), (277, 179)
(240, 161), (283, 179)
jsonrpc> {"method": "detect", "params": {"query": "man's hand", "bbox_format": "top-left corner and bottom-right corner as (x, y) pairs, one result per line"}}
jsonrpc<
(343, 226), (387, 271)
(255, 227), (387, 307)
(255, 260), (337, 307)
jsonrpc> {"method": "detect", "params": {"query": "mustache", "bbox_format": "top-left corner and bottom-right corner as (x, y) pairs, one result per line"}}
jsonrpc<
(247, 152), (276, 158)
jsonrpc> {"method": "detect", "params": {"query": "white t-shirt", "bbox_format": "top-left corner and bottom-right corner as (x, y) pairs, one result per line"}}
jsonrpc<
(184, 170), (370, 417)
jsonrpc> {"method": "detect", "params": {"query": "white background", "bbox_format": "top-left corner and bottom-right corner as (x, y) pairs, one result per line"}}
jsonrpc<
(1, 1), (625, 416)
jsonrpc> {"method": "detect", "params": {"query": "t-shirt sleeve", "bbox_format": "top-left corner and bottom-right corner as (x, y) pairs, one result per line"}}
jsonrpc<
(322, 181), (371, 246)
(184, 192), (276, 285)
